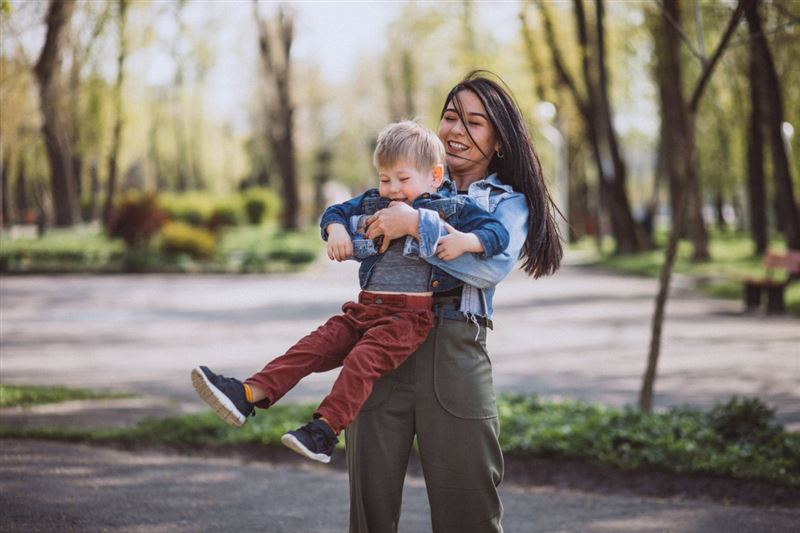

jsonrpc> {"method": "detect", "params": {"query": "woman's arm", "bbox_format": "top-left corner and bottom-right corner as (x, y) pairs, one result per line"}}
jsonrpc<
(420, 194), (528, 289)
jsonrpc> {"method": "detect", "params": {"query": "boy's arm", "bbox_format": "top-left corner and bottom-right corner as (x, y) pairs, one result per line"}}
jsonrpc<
(319, 191), (368, 241)
(447, 198), (510, 258)
(416, 194), (528, 289)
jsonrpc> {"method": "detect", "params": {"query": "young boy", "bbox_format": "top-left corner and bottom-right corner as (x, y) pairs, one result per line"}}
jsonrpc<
(191, 121), (509, 463)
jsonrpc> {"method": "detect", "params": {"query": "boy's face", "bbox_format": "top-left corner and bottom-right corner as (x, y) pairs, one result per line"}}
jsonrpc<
(377, 161), (444, 204)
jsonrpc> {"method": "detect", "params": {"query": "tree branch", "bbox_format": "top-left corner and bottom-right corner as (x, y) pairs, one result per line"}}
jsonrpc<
(533, 0), (590, 120)
(689, 0), (748, 112)
(655, 0), (706, 64)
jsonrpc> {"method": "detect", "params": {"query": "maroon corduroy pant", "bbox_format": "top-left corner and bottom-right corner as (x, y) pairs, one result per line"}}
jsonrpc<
(244, 291), (434, 433)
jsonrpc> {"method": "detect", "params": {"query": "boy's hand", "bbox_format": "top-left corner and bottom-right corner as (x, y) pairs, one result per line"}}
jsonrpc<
(326, 223), (353, 262)
(365, 201), (420, 253)
(436, 222), (484, 261)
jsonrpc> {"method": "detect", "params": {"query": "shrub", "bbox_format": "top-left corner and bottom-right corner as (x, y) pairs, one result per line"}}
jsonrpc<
(107, 191), (166, 247)
(243, 188), (281, 225)
(159, 221), (216, 259)
(710, 396), (780, 444)
(159, 193), (214, 228)
(207, 201), (241, 232)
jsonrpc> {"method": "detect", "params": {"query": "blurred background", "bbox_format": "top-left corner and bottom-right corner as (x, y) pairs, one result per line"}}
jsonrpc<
(1, 3), (800, 520)
(1, 0), (797, 280)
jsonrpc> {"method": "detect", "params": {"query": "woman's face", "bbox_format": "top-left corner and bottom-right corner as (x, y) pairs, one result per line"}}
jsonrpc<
(438, 89), (500, 182)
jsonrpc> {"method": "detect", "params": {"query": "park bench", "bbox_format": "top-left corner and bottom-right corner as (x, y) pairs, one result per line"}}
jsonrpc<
(743, 250), (800, 314)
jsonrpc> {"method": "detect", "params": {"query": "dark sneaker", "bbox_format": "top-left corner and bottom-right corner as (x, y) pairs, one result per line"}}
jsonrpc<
(191, 366), (254, 427)
(281, 419), (339, 463)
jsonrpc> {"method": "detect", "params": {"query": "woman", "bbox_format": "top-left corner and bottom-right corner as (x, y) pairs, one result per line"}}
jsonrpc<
(344, 71), (563, 532)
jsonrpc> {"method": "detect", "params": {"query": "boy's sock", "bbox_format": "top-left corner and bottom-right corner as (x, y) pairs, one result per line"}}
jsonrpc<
(243, 383), (254, 403)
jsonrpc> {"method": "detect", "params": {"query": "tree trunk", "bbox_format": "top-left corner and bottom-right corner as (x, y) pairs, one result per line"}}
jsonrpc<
(746, 31), (768, 254)
(103, 0), (128, 226)
(34, 0), (78, 227)
(640, 0), (746, 412)
(746, 0), (800, 249)
(535, 0), (643, 254)
(15, 155), (29, 223)
(313, 148), (332, 219)
(655, 0), (709, 260)
(254, 2), (299, 230)
(1, 147), (9, 228)
(593, 0), (647, 252)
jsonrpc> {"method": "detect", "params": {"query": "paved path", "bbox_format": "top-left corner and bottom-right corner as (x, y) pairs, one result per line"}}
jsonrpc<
(2, 439), (797, 533)
(2, 258), (799, 531)
(2, 255), (798, 427)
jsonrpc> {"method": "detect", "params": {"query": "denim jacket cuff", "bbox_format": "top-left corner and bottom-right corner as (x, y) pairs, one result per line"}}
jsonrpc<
(320, 213), (348, 241)
(471, 228), (501, 258)
(415, 208), (444, 258)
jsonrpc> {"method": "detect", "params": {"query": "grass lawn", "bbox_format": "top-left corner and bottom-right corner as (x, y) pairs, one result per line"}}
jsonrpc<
(0, 224), (320, 274)
(2, 386), (797, 488)
(572, 231), (800, 315)
(0, 385), (131, 408)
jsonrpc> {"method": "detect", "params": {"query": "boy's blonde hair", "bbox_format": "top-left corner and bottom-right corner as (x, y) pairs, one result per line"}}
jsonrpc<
(373, 120), (446, 172)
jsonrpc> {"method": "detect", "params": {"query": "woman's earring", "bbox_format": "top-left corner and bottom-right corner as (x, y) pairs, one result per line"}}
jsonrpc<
(496, 148), (504, 159)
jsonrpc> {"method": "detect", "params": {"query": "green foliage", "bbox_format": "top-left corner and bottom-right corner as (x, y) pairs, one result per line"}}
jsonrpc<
(159, 192), (215, 228)
(218, 226), (320, 271)
(243, 188), (282, 225)
(107, 191), (166, 247)
(0, 385), (130, 408)
(159, 221), (217, 259)
(0, 224), (320, 273)
(574, 231), (800, 315)
(2, 393), (795, 486)
(0, 227), (124, 273)
(496, 394), (799, 486)
(208, 201), (241, 232)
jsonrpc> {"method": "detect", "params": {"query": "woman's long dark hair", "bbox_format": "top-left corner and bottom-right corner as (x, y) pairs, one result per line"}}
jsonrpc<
(441, 70), (563, 278)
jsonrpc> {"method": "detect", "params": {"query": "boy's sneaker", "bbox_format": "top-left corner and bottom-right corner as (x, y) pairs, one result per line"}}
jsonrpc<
(281, 419), (339, 464)
(191, 366), (254, 427)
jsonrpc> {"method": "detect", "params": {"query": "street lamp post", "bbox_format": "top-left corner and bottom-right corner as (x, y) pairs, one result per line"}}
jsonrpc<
(535, 101), (569, 241)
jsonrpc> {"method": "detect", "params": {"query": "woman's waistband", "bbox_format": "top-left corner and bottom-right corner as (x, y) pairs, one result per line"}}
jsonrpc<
(358, 291), (433, 310)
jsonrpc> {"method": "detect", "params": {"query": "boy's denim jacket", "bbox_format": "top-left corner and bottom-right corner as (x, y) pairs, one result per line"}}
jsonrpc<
(319, 184), (509, 294)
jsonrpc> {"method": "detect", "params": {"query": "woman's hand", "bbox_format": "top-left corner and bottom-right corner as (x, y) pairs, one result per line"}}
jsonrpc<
(436, 222), (484, 261)
(326, 223), (353, 262)
(365, 201), (420, 253)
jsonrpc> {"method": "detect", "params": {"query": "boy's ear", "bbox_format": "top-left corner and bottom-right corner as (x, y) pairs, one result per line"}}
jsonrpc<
(431, 164), (444, 187)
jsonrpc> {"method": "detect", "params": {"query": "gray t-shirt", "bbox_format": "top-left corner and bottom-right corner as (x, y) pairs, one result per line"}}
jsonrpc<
(363, 239), (432, 293)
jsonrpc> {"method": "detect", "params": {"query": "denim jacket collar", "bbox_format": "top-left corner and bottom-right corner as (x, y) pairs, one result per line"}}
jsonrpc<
(440, 172), (513, 195)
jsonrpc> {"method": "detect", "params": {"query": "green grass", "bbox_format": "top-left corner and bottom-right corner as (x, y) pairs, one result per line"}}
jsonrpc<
(2, 393), (797, 487)
(0, 224), (320, 274)
(573, 231), (800, 315)
(0, 385), (131, 408)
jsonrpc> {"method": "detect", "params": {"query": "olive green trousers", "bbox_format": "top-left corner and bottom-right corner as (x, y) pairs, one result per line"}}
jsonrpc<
(345, 316), (504, 533)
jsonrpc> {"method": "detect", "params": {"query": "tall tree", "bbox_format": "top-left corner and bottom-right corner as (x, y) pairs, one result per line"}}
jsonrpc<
(533, 0), (645, 253)
(651, 0), (709, 259)
(640, 0), (747, 412)
(746, 19), (768, 254)
(33, 0), (78, 226)
(745, 0), (800, 250)
(0, 143), (8, 229)
(103, 0), (129, 226)
(253, 1), (299, 230)
(67, 1), (110, 206)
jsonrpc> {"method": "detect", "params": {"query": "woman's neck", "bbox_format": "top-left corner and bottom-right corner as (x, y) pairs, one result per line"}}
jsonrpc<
(450, 169), (488, 191)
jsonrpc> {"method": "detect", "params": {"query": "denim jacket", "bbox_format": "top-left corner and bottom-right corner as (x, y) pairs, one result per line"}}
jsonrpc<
(416, 173), (529, 319)
(319, 188), (509, 292)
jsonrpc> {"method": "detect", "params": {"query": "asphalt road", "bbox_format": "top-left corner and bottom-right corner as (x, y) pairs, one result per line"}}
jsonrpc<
(2, 439), (798, 533)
